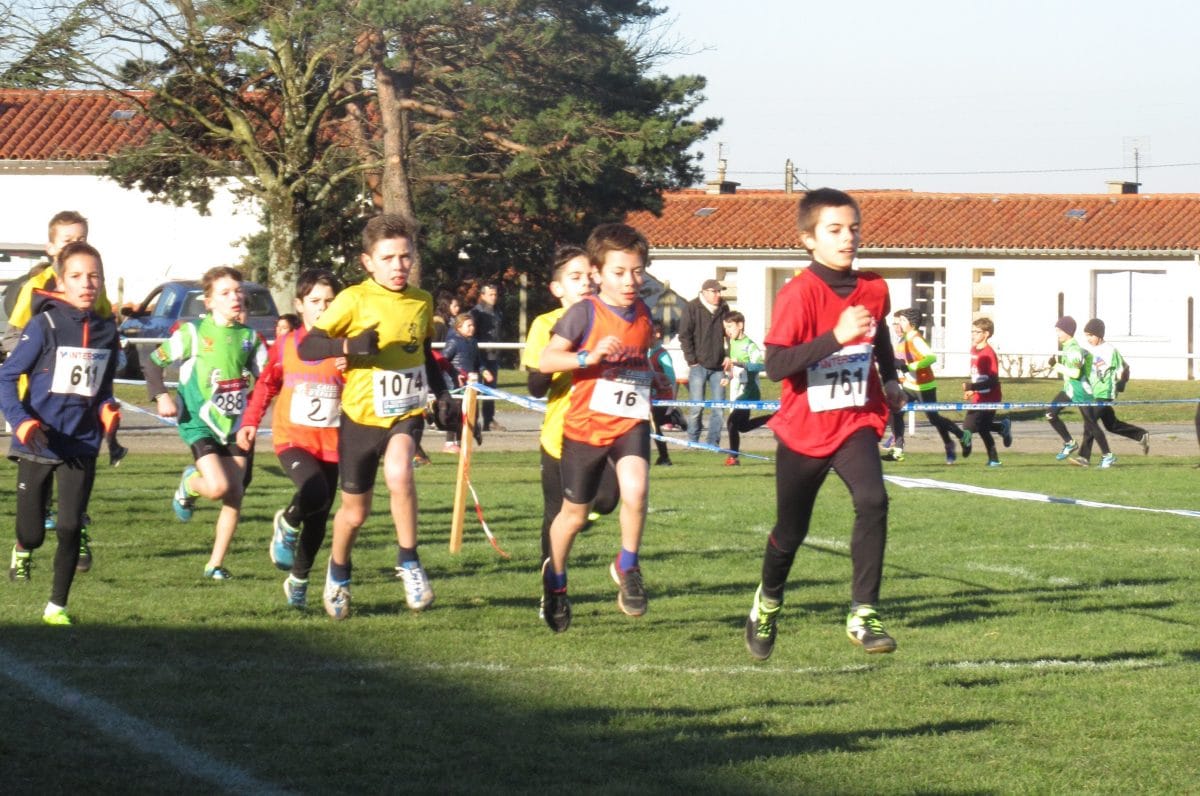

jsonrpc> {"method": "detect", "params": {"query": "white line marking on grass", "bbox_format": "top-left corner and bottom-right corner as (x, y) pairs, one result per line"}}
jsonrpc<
(0, 645), (289, 794)
(885, 474), (1200, 520)
(28, 654), (1176, 679)
(964, 563), (1078, 587)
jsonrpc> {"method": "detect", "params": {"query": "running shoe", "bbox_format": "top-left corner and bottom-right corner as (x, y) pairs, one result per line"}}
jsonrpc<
(745, 584), (782, 661)
(442, 441), (461, 454)
(412, 452), (432, 468)
(269, 509), (299, 571)
(1140, 433), (1151, 455)
(881, 447), (905, 462)
(284, 575), (308, 609)
(541, 558), (571, 633)
(323, 560), (351, 620)
(76, 524), (93, 573)
(1100, 453), (1117, 469)
(960, 430), (973, 458)
(9, 545), (31, 583)
(724, 455), (740, 466)
(42, 606), (72, 626)
(654, 455), (673, 467)
(1069, 456), (1089, 468)
(44, 512), (56, 531)
(396, 560), (435, 612)
(204, 565), (232, 580)
(173, 465), (198, 522)
(987, 459), (1002, 468)
(1056, 440), (1079, 461)
(845, 605), (897, 654)
(109, 440), (129, 467)
(945, 445), (957, 465)
(1000, 417), (1013, 448)
(609, 561), (647, 617)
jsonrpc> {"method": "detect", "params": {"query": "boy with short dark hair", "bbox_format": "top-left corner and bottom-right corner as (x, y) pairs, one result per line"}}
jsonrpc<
(962, 317), (1009, 467)
(1, 242), (120, 624)
(1047, 316), (1086, 460)
(538, 223), (655, 633)
(721, 311), (773, 466)
(297, 214), (452, 619)
(744, 187), (905, 661)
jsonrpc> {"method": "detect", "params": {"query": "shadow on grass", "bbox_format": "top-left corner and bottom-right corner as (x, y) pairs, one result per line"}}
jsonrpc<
(0, 624), (1000, 794)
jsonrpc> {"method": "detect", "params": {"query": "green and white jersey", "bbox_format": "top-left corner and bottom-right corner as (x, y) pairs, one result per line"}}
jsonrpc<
(150, 316), (266, 445)
(727, 335), (765, 402)
(1086, 341), (1124, 400)
(1054, 338), (1092, 402)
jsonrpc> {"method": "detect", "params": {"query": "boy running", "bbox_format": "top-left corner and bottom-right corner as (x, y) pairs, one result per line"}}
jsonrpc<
(1076, 317), (1147, 467)
(721, 311), (774, 466)
(1047, 316), (1086, 460)
(744, 188), (904, 661)
(884, 307), (968, 464)
(297, 214), (451, 619)
(146, 266), (267, 580)
(238, 268), (345, 608)
(522, 245), (618, 575)
(1, 242), (120, 624)
(538, 223), (655, 633)
(962, 317), (1010, 467)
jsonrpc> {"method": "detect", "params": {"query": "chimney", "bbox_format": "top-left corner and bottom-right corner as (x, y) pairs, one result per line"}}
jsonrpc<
(705, 147), (739, 194)
(785, 159), (795, 195)
(1106, 180), (1140, 195)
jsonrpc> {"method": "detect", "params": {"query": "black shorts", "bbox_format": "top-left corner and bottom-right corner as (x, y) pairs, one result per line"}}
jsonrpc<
(559, 423), (649, 505)
(338, 414), (424, 494)
(190, 436), (252, 461)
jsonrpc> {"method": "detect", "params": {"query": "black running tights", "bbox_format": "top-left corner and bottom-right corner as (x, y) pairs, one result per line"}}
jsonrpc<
(16, 456), (96, 607)
(277, 448), (339, 581)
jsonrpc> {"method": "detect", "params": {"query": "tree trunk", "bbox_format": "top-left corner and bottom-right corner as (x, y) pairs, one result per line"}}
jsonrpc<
(265, 190), (302, 313)
(374, 54), (423, 286)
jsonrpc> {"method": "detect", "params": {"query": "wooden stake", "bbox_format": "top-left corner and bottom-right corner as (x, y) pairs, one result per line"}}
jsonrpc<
(449, 386), (478, 554)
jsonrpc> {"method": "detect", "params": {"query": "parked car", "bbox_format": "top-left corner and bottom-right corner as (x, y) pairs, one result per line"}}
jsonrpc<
(118, 280), (279, 379)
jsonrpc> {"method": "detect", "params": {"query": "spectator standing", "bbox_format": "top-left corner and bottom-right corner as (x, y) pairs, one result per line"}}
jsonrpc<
(471, 282), (504, 431)
(678, 278), (730, 448)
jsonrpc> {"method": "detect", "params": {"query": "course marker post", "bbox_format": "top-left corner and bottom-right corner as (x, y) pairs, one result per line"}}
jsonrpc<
(449, 386), (479, 553)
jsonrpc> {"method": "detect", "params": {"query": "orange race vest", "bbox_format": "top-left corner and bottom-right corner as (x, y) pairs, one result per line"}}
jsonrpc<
(271, 331), (344, 461)
(564, 296), (655, 447)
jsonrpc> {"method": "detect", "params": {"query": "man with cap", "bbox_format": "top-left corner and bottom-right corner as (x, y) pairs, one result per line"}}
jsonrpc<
(678, 279), (731, 448)
(1047, 316), (1094, 462)
(1077, 317), (1148, 467)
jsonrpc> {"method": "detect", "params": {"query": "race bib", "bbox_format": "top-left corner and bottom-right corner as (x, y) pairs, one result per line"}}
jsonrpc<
(289, 382), (341, 428)
(51, 346), (111, 398)
(211, 377), (248, 418)
(588, 369), (652, 420)
(372, 366), (427, 418)
(807, 343), (872, 412)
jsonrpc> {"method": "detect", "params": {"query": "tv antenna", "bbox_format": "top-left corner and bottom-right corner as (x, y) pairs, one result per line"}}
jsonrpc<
(1122, 136), (1150, 184)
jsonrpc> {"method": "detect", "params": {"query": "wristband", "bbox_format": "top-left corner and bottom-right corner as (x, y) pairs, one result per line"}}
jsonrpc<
(577, 350), (589, 368)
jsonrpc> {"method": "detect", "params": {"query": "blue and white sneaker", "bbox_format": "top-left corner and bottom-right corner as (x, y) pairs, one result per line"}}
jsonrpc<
(396, 560), (435, 612)
(323, 560), (351, 620)
(1056, 440), (1078, 461)
(284, 575), (308, 609)
(269, 509), (299, 571)
(173, 466), (198, 522)
(1000, 417), (1013, 448)
(1099, 453), (1117, 469)
(204, 565), (232, 580)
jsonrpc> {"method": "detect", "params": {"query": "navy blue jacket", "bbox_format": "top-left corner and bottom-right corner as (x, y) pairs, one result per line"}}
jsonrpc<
(0, 292), (120, 463)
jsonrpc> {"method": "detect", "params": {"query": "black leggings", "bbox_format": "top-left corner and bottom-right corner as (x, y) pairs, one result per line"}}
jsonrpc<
(277, 448), (339, 580)
(539, 446), (618, 561)
(1045, 390), (1075, 444)
(726, 409), (773, 456)
(889, 387), (962, 448)
(15, 457), (96, 607)
(760, 427), (888, 606)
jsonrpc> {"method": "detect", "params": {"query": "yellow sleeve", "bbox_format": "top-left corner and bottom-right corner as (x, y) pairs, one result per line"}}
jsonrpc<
(312, 285), (358, 338)
(521, 313), (558, 370)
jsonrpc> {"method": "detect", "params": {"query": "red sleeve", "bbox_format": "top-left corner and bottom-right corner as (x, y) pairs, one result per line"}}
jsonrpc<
(243, 335), (286, 428)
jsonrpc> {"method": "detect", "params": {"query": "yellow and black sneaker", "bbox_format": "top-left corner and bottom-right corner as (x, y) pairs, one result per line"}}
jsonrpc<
(745, 585), (782, 660)
(846, 605), (897, 654)
(9, 545), (32, 583)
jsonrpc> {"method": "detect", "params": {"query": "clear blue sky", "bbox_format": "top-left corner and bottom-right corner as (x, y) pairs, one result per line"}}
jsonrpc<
(658, 0), (1200, 194)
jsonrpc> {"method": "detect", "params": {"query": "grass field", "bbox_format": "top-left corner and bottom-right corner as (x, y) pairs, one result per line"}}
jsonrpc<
(2, 438), (1198, 794)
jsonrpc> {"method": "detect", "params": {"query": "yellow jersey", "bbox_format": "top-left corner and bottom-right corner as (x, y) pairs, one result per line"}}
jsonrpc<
(521, 307), (569, 458)
(9, 267), (112, 329)
(312, 278), (434, 428)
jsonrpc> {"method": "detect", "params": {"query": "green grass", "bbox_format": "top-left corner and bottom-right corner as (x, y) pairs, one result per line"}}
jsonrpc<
(2, 446), (1198, 793)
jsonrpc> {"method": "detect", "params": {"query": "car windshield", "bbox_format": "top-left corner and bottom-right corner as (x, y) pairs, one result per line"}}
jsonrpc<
(152, 289), (182, 319)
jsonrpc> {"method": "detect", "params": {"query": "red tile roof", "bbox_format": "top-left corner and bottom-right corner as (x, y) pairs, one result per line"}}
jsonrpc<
(626, 189), (1200, 253)
(0, 89), (155, 161)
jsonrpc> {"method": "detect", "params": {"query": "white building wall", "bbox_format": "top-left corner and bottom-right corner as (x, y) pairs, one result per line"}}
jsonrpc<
(0, 170), (261, 308)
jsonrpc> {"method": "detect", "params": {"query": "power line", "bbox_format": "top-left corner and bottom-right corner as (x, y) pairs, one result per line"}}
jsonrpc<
(719, 161), (1200, 178)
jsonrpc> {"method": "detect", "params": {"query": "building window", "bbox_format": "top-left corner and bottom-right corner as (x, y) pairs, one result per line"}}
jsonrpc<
(1093, 270), (1167, 337)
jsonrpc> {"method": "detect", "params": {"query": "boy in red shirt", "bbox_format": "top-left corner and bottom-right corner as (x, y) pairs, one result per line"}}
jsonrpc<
(538, 223), (655, 633)
(745, 188), (905, 660)
(963, 317), (1008, 468)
